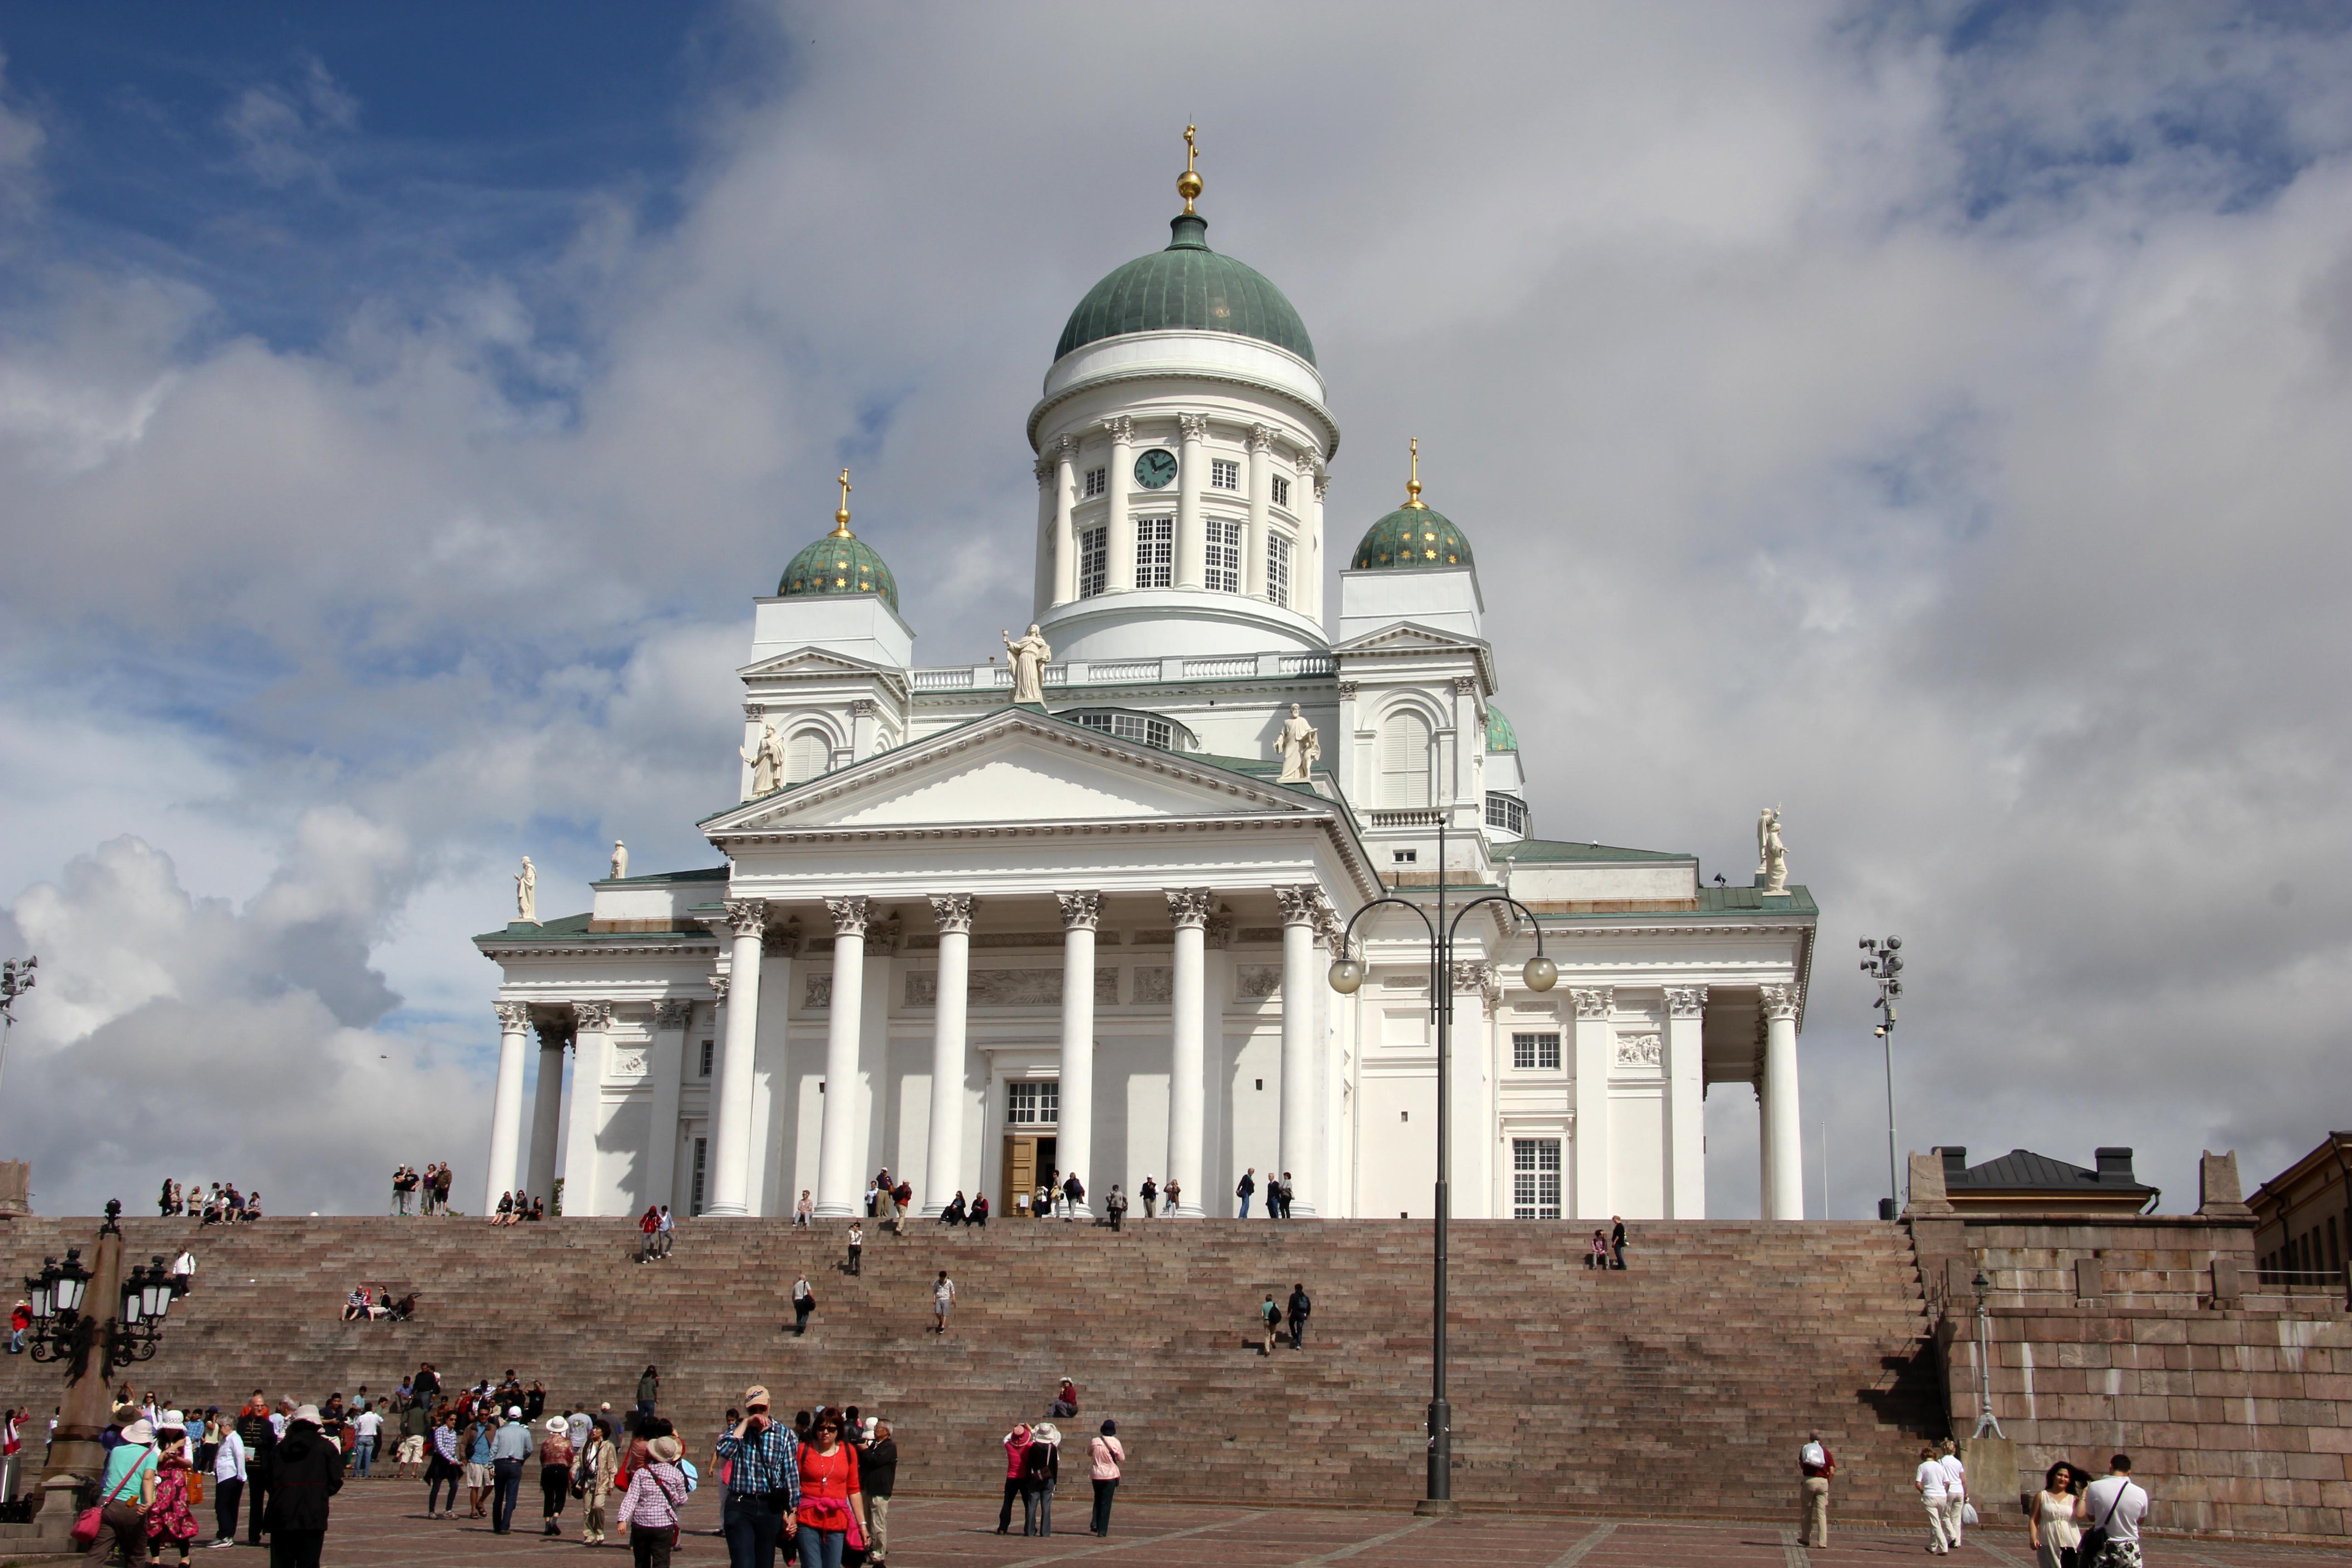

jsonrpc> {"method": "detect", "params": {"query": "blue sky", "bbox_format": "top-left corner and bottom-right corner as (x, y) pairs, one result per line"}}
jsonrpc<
(3, 2), (2352, 1220)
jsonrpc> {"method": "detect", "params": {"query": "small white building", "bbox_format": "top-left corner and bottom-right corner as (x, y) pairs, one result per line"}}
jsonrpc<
(475, 169), (1816, 1226)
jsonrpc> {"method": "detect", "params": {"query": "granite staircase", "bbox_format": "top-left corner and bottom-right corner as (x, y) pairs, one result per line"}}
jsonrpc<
(0, 1216), (1942, 1520)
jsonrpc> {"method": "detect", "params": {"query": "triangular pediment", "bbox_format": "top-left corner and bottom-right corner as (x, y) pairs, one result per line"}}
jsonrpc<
(737, 647), (897, 681)
(1332, 620), (1488, 655)
(702, 708), (1321, 837)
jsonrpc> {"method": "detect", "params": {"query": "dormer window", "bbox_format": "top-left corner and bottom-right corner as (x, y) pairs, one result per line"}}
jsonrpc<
(1210, 459), (1240, 491)
(1083, 466), (1107, 499)
(1070, 709), (1176, 751)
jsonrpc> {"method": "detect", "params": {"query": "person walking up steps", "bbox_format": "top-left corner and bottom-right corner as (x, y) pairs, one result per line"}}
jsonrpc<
(1798, 1431), (1836, 1548)
(931, 1271), (956, 1335)
(792, 1276), (817, 1336)
(1259, 1294), (1280, 1355)
(1285, 1284), (1311, 1349)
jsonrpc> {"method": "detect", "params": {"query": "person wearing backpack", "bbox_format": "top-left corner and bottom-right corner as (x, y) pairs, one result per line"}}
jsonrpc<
(2078, 1455), (2149, 1568)
(1798, 1431), (1836, 1548)
(1285, 1284), (1312, 1350)
(1258, 1294), (1280, 1356)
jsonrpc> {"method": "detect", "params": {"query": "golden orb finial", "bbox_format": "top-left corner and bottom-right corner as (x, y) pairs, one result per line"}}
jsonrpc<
(1177, 124), (1203, 213)
(831, 467), (854, 537)
(1403, 437), (1426, 509)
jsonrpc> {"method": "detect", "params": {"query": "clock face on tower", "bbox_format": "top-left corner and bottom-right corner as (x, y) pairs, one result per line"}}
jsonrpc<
(1134, 448), (1179, 490)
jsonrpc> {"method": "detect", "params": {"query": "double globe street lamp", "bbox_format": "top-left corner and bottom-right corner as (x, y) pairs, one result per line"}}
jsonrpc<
(1328, 821), (1555, 1514)
(19, 1202), (184, 1372)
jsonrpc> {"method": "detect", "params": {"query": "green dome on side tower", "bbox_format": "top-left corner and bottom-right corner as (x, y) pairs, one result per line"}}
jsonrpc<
(1349, 438), (1475, 570)
(1485, 702), (1519, 753)
(777, 469), (899, 611)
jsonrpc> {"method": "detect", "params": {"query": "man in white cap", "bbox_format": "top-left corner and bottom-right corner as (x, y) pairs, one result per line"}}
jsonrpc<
(262, 1403), (345, 1566)
(489, 1405), (532, 1534)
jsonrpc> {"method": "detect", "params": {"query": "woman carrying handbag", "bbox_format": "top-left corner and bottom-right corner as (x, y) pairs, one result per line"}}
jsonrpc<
(75, 1416), (158, 1560)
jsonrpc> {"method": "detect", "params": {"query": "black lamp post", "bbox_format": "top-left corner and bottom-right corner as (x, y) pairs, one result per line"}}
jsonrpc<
(1859, 936), (1903, 1220)
(1328, 821), (1556, 1513)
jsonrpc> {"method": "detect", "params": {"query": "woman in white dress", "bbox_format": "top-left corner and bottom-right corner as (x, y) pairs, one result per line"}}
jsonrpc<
(2030, 1462), (2084, 1568)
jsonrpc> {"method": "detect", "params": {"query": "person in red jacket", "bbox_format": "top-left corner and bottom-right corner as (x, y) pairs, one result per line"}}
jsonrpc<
(636, 1206), (661, 1264)
(995, 1424), (1030, 1534)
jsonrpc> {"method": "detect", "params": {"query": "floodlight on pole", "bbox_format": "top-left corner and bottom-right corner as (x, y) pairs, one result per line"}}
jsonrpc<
(1859, 935), (1903, 1220)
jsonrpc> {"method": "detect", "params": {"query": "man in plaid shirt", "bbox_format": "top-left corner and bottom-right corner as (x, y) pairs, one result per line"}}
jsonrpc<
(715, 1384), (800, 1568)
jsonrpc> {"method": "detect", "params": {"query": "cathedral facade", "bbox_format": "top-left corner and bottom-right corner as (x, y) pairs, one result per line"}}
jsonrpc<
(475, 155), (1816, 1226)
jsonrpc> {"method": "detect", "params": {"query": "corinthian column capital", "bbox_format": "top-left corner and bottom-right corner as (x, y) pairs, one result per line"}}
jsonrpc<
(722, 899), (766, 939)
(653, 1000), (696, 1030)
(1178, 413), (1210, 441)
(1664, 985), (1708, 1019)
(572, 1000), (614, 1031)
(1276, 885), (1323, 927)
(1164, 887), (1213, 929)
(1057, 891), (1103, 931)
(1570, 986), (1614, 1020)
(929, 893), (977, 935)
(707, 972), (729, 1004)
(494, 1001), (530, 1031)
(1760, 984), (1802, 1023)
(825, 896), (871, 938)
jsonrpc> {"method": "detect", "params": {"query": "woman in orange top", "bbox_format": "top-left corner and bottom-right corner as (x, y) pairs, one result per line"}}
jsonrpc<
(794, 1411), (864, 1568)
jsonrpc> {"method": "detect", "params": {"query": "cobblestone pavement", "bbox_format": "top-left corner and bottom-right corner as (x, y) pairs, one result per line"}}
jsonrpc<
(178, 1481), (2352, 1568)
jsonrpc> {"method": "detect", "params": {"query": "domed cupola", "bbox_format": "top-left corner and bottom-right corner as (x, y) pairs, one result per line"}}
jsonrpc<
(1351, 439), (1474, 570)
(778, 468), (898, 611)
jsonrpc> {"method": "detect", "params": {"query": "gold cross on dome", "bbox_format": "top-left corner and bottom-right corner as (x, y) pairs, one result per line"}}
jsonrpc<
(832, 468), (853, 536)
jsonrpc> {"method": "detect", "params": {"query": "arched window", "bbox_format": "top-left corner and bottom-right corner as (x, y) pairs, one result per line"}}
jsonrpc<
(784, 729), (832, 785)
(1379, 710), (1432, 808)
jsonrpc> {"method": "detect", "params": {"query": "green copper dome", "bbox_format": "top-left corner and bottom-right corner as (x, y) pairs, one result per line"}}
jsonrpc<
(1350, 505), (1474, 571)
(1485, 702), (1519, 753)
(779, 531), (898, 610)
(1056, 213), (1316, 366)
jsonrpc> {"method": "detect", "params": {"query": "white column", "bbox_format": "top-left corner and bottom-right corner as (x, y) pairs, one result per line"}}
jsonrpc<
(644, 1000), (692, 1218)
(1103, 416), (1135, 592)
(815, 896), (870, 1216)
(1175, 414), (1207, 588)
(1052, 437), (1078, 607)
(485, 1002), (530, 1213)
(1032, 456), (1056, 622)
(860, 917), (897, 1190)
(1758, 1075), (1774, 1218)
(922, 895), (975, 1215)
(1664, 987), (1708, 1220)
(1571, 986), (1613, 1219)
(1058, 891), (1102, 1216)
(705, 901), (767, 1216)
(1244, 424), (1273, 599)
(1763, 984), (1803, 1219)
(1165, 888), (1212, 1216)
(525, 1017), (566, 1206)
(561, 1001), (612, 1216)
(1276, 887), (1322, 1216)
(1308, 468), (1328, 620)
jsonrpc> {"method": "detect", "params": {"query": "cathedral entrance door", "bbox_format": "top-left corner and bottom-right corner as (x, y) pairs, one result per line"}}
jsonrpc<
(1002, 1135), (1056, 1219)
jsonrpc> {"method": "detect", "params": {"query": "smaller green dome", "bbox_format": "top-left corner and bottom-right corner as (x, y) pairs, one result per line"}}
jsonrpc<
(1350, 505), (1474, 571)
(779, 531), (898, 610)
(1485, 702), (1518, 753)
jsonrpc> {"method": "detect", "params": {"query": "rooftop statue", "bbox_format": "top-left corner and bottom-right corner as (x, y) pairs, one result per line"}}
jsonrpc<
(1003, 624), (1051, 705)
(1275, 703), (1320, 784)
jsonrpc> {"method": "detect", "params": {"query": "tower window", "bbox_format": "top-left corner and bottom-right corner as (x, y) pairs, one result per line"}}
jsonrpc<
(1136, 517), (1173, 589)
(1267, 535), (1293, 609)
(1210, 459), (1240, 491)
(1272, 474), (1291, 509)
(784, 728), (832, 785)
(1083, 466), (1106, 499)
(1078, 525), (1107, 598)
(1205, 518), (1241, 593)
(699, 1040), (714, 1077)
(1379, 710), (1434, 808)
(1485, 794), (1528, 835)
(689, 1137), (708, 1216)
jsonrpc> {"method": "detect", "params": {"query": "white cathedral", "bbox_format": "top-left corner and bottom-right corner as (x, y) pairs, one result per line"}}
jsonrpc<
(475, 148), (1816, 1227)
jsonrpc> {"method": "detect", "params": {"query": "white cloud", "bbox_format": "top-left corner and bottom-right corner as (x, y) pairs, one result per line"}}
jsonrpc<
(4, 3), (2352, 1217)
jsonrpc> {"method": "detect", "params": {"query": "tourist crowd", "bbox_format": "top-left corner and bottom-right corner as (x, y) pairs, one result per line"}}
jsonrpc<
(390, 1163), (457, 1215)
(155, 1181), (262, 1224)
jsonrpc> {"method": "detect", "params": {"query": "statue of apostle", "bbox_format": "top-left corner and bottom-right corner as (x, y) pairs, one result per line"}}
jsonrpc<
(610, 839), (628, 879)
(514, 855), (537, 924)
(1274, 703), (1321, 783)
(1002, 624), (1052, 705)
(741, 720), (785, 798)
(1757, 806), (1788, 894)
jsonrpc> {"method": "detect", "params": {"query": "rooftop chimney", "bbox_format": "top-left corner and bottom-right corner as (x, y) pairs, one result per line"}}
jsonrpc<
(2095, 1147), (2136, 1183)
